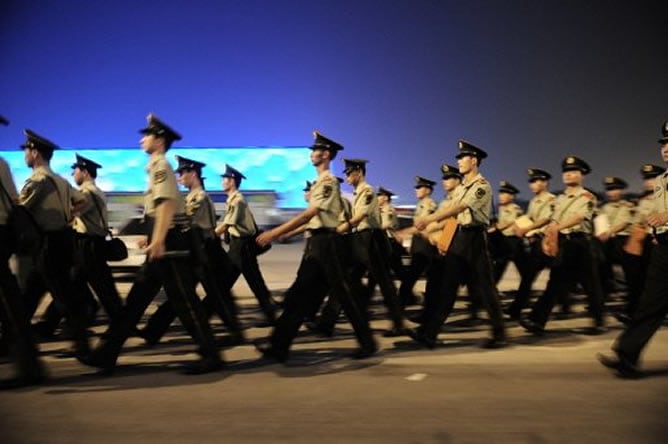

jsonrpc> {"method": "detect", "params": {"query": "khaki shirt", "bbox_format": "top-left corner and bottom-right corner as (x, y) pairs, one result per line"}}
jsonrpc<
(414, 196), (437, 220)
(498, 202), (523, 236)
(0, 157), (18, 225)
(652, 172), (668, 234)
(143, 153), (188, 226)
(526, 192), (555, 232)
(306, 171), (344, 230)
(633, 194), (654, 230)
(221, 190), (256, 237)
(600, 200), (633, 236)
(551, 186), (595, 234)
(452, 174), (493, 227)
(339, 196), (352, 224)
(379, 202), (399, 231)
(186, 187), (217, 236)
(19, 165), (86, 232)
(352, 181), (381, 231)
(73, 179), (108, 237)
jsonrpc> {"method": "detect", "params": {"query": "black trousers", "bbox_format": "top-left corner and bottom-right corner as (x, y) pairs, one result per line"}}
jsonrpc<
(39, 234), (123, 332)
(228, 236), (275, 321)
(269, 232), (375, 355)
(420, 227), (506, 341)
(142, 233), (242, 342)
(528, 234), (604, 328)
(319, 230), (404, 330)
(0, 225), (42, 378)
(493, 235), (529, 284)
(23, 229), (91, 351)
(621, 236), (654, 317)
(93, 228), (220, 365)
(507, 236), (550, 317)
(399, 236), (436, 301)
(614, 241), (668, 365)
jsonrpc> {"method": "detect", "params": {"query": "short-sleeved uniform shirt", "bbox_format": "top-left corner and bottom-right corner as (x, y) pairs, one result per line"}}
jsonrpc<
(352, 181), (381, 231)
(186, 187), (217, 237)
(414, 196), (437, 220)
(144, 153), (189, 227)
(0, 157), (17, 225)
(306, 171), (345, 230)
(452, 173), (492, 227)
(379, 202), (399, 231)
(498, 202), (523, 236)
(525, 191), (555, 234)
(550, 186), (596, 234)
(652, 171), (668, 235)
(20, 165), (86, 232)
(73, 179), (108, 236)
(221, 190), (256, 238)
(600, 200), (633, 236)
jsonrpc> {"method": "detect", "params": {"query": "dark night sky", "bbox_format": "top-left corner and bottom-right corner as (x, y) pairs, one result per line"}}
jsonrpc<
(1, 0), (667, 205)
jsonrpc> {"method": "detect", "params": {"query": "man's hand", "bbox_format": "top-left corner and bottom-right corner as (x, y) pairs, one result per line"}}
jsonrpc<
(647, 212), (668, 228)
(256, 229), (276, 247)
(145, 240), (166, 261)
(415, 217), (428, 231)
(514, 225), (529, 237)
(597, 232), (610, 243)
(336, 222), (350, 234)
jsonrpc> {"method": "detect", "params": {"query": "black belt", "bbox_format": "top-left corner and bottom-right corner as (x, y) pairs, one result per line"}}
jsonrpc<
(655, 232), (668, 245)
(458, 225), (486, 232)
(307, 228), (336, 236)
(559, 232), (588, 240)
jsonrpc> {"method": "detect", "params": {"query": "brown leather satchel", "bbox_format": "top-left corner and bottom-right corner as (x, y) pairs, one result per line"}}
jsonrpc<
(436, 217), (458, 255)
(541, 227), (559, 257)
(623, 224), (648, 257)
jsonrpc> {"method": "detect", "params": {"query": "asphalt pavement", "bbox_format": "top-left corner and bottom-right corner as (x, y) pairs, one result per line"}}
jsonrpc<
(1, 242), (667, 443)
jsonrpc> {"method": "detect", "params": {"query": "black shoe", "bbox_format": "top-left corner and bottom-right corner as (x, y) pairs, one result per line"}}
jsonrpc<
(503, 308), (520, 321)
(481, 337), (509, 349)
(0, 373), (46, 390)
(407, 312), (425, 324)
(614, 312), (632, 325)
(519, 317), (545, 336)
(32, 321), (56, 340)
(135, 328), (160, 347)
(350, 342), (378, 359)
(382, 327), (408, 338)
(181, 357), (224, 375)
(401, 293), (420, 306)
(406, 328), (437, 349)
(253, 341), (288, 363)
(596, 353), (641, 379)
(77, 348), (117, 374)
(304, 321), (334, 338)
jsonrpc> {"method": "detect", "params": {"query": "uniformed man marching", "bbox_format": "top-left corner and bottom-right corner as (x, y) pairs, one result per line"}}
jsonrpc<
(491, 181), (525, 283)
(597, 176), (633, 295)
(215, 164), (277, 325)
(617, 164), (666, 323)
(598, 121), (668, 378)
(78, 114), (222, 375)
(397, 176), (438, 306)
(317, 158), (406, 337)
(505, 168), (555, 319)
(35, 154), (124, 336)
(520, 155), (606, 336)
(411, 163), (462, 325)
(140, 155), (243, 346)
(411, 140), (507, 349)
(254, 131), (377, 362)
(0, 121), (45, 389)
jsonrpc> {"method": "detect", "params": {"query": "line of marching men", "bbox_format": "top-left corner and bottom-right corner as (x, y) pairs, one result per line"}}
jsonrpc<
(1, 113), (667, 388)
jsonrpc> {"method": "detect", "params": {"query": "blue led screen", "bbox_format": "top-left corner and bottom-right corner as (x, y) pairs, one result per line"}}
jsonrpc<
(1, 147), (313, 208)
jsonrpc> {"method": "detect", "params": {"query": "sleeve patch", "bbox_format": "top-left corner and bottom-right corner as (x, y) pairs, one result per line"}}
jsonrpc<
(365, 192), (373, 205)
(323, 184), (332, 198)
(154, 170), (167, 184)
(475, 188), (486, 199)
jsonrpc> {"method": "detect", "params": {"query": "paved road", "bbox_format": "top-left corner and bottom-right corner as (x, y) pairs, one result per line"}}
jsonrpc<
(1, 242), (667, 443)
